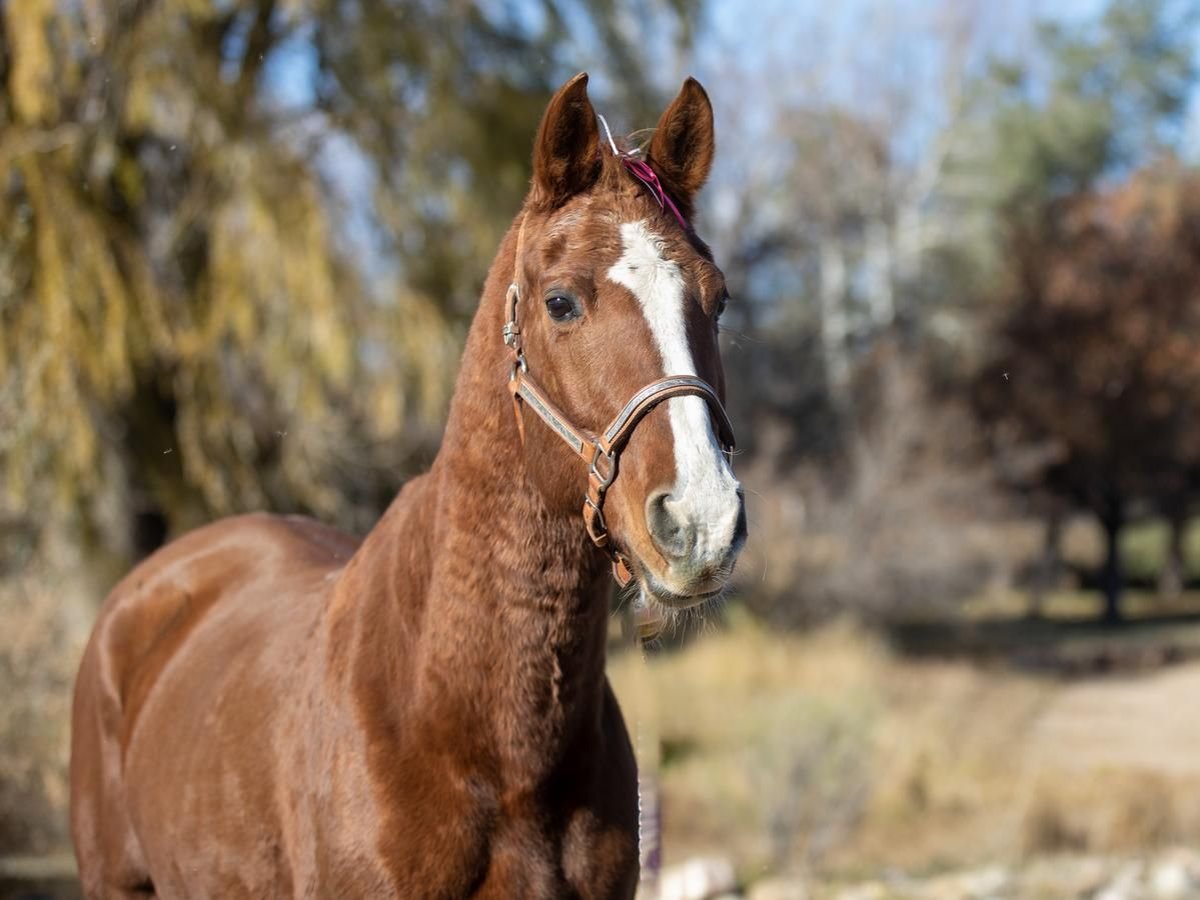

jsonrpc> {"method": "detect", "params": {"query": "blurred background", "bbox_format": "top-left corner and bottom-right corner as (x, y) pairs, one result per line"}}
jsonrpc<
(5, 0), (1200, 897)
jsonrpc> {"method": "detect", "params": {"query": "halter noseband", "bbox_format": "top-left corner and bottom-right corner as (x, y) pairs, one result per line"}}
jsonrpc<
(502, 216), (737, 587)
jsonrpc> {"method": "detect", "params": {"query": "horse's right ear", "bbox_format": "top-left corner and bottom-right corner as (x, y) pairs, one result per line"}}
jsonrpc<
(531, 73), (601, 209)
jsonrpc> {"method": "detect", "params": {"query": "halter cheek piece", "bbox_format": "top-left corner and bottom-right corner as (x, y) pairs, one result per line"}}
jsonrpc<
(502, 217), (737, 587)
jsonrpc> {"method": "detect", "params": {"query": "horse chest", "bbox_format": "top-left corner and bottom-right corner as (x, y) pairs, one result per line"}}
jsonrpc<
(342, 730), (637, 899)
(458, 803), (639, 900)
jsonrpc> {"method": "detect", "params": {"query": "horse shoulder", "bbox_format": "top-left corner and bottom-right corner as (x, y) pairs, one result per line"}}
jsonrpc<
(84, 512), (359, 750)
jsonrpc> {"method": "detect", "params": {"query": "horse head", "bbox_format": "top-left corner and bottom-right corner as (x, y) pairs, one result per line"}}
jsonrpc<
(506, 73), (747, 609)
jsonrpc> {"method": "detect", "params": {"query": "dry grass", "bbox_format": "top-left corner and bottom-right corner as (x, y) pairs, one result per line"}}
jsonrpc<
(609, 611), (1200, 882)
(612, 615), (885, 877)
(1020, 769), (1200, 855)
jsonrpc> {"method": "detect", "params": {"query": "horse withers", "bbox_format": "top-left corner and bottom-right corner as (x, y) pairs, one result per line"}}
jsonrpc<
(70, 72), (746, 899)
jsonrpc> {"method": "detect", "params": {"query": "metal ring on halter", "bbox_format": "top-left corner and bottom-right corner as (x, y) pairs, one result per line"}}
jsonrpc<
(503, 283), (528, 375)
(589, 443), (616, 490)
(583, 495), (609, 546)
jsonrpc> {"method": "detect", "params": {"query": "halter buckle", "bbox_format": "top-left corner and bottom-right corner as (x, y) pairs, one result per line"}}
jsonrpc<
(583, 495), (609, 546)
(503, 283), (522, 347)
(588, 443), (616, 490)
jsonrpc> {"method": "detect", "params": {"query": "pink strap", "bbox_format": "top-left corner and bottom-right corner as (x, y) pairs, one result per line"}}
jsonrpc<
(621, 157), (688, 231)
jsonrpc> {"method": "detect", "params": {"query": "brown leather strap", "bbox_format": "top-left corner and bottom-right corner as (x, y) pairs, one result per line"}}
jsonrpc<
(502, 214), (737, 587)
(601, 375), (735, 455)
(509, 373), (591, 459)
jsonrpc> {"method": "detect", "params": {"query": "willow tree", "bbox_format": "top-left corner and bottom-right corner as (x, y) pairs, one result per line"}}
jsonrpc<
(0, 0), (694, 568)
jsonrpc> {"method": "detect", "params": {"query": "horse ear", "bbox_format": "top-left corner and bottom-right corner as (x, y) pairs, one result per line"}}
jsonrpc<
(646, 77), (715, 217)
(531, 72), (601, 209)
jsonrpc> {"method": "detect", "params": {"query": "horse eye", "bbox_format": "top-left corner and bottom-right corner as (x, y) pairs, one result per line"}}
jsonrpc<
(545, 294), (576, 322)
(715, 292), (729, 322)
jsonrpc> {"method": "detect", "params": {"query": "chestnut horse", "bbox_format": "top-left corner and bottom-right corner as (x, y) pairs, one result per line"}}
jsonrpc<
(70, 73), (745, 899)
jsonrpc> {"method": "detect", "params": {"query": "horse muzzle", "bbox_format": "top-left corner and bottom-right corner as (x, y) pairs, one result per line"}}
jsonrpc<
(640, 483), (747, 607)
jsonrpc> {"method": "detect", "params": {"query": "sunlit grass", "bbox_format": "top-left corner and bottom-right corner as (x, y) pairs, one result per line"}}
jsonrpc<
(1061, 517), (1200, 583)
(962, 587), (1200, 621)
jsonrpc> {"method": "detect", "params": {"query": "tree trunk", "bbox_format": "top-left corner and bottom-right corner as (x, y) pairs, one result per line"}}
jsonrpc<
(818, 237), (849, 396)
(1101, 506), (1124, 625)
(864, 219), (895, 329)
(1159, 508), (1187, 601)
(1029, 507), (1063, 619)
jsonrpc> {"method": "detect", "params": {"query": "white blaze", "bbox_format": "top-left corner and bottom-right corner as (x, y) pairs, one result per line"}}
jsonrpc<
(607, 220), (741, 560)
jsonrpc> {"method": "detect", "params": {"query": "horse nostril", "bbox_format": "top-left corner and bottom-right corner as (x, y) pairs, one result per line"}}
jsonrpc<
(646, 489), (690, 561)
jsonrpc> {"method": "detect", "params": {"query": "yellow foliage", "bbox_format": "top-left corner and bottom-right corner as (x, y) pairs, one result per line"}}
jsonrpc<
(5, 0), (58, 124)
(0, 0), (465, 542)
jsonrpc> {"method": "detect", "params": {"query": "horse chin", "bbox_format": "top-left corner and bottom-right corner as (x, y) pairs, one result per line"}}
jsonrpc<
(645, 585), (724, 611)
(635, 565), (727, 611)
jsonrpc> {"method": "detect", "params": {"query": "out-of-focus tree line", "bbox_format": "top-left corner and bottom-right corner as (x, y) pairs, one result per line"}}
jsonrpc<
(3, 0), (1200, 623)
(706, 0), (1200, 624)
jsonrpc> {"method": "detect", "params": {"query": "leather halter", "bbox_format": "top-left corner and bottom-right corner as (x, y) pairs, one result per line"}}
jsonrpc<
(502, 217), (737, 586)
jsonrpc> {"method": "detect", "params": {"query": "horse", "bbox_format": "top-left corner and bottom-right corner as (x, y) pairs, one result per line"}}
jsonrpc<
(70, 72), (746, 899)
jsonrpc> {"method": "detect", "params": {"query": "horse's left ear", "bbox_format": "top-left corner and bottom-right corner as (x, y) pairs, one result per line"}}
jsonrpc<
(646, 77), (715, 219)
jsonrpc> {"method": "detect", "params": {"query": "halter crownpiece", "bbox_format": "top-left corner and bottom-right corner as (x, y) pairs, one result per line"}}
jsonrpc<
(502, 196), (736, 587)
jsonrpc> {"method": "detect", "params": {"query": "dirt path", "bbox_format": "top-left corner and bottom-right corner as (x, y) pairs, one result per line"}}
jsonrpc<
(1026, 662), (1200, 776)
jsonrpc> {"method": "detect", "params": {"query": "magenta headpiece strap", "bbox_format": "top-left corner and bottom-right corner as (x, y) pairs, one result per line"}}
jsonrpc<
(598, 113), (689, 232)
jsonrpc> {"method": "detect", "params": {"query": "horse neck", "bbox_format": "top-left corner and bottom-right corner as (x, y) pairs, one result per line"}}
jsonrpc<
(342, 216), (614, 776)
